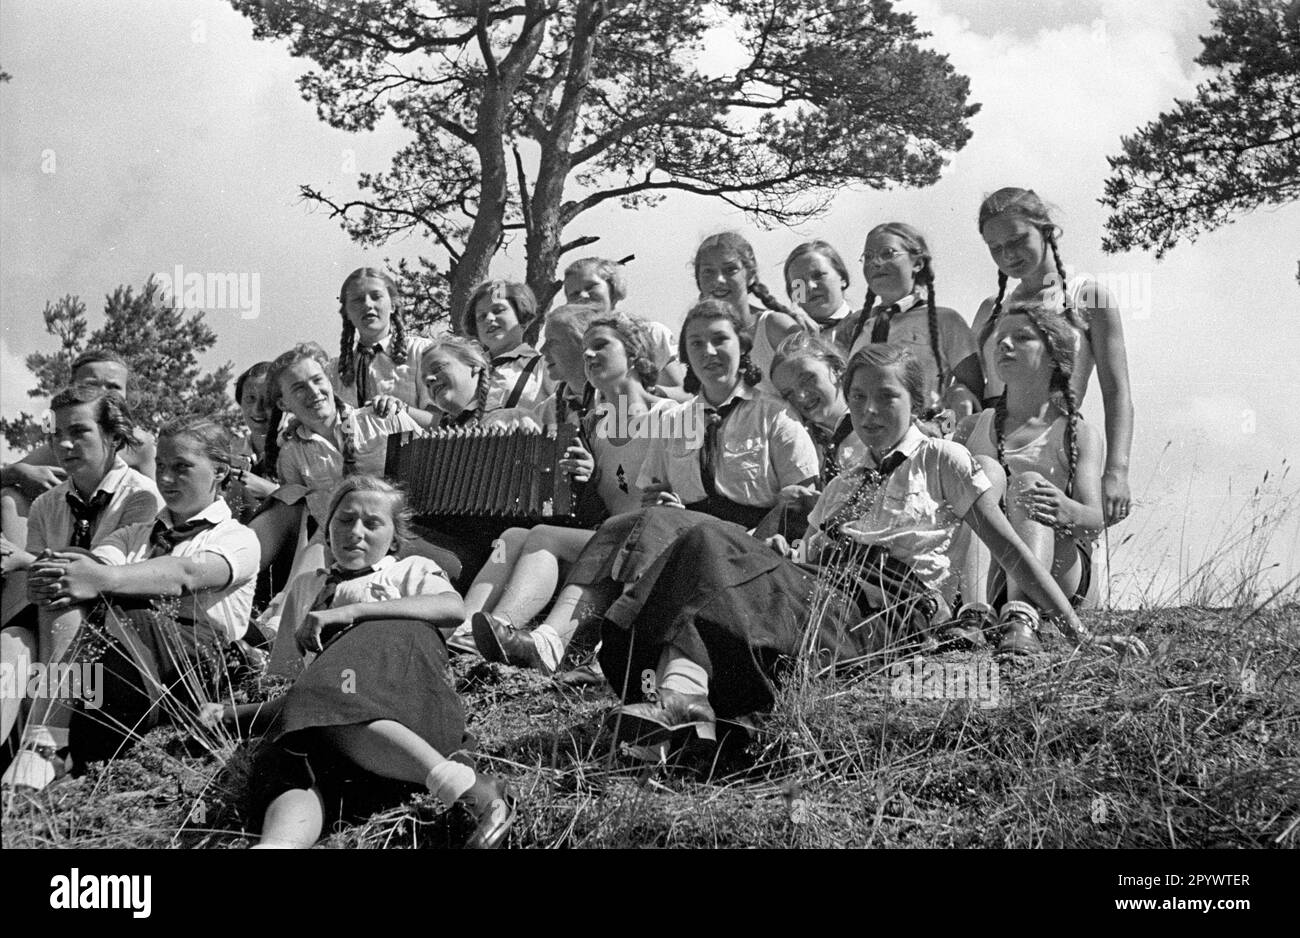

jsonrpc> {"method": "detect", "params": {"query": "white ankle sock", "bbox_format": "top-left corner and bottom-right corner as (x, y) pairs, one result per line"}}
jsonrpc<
(532, 623), (564, 673)
(425, 762), (476, 808)
(658, 650), (709, 697)
(27, 724), (69, 750)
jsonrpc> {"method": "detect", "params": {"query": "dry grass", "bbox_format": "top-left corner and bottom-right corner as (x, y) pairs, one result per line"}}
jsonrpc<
(5, 599), (1296, 850)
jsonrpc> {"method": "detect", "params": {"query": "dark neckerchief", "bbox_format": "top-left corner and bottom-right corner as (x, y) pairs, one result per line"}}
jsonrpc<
(698, 397), (745, 497)
(66, 489), (112, 550)
(809, 413), (856, 483)
(820, 448), (910, 541)
(355, 341), (386, 403)
(147, 516), (218, 558)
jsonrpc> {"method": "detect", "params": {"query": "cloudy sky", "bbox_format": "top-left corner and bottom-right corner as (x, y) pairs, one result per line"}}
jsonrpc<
(2, 0), (1296, 605)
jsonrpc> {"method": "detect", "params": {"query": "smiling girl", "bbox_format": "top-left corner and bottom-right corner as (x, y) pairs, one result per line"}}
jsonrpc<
(969, 188), (1134, 524)
(562, 257), (686, 390)
(1, 388), (162, 790)
(463, 280), (551, 413)
(20, 418), (260, 776)
(693, 232), (804, 397)
(203, 475), (514, 849)
(332, 267), (433, 413)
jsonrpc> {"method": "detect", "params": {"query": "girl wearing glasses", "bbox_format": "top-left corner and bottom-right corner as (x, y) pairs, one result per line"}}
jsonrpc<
(847, 223), (982, 420)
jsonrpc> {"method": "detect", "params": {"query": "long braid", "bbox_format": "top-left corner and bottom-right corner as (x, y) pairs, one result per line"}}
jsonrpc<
(1061, 382), (1080, 497)
(1044, 230), (1087, 332)
(339, 317), (356, 388)
(390, 311), (409, 365)
(992, 391), (1011, 487)
(1019, 304), (1080, 497)
(749, 280), (795, 317)
(471, 365), (490, 421)
(978, 271), (1009, 349)
(921, 262), (944, 393)
(847, 288), (877, 350)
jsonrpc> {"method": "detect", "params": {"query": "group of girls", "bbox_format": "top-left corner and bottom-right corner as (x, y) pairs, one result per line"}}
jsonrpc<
(0, 185), (1145, 846)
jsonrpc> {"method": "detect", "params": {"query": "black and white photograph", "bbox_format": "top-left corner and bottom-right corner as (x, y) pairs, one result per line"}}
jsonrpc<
(0, 0), (1295, 895)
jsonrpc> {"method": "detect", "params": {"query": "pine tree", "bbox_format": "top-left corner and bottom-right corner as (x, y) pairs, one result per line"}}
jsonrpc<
(1, 278), (239, 454)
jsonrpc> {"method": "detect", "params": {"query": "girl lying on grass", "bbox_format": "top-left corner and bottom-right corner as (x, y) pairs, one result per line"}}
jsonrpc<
(201, 475), (514, 850)
(545, 344), (1148, 759)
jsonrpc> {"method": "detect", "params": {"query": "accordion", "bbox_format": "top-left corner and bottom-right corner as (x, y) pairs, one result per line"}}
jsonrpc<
(385, 423), (594, 526)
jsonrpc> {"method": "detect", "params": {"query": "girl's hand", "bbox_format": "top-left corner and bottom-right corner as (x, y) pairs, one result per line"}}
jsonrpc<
(1102, 469), (1132, 525)
(787, 305), (823, 335)
(763, 534), (794, 558)
(369, 395), (407, 418)
(776, 483), (820, 513)
(482, 409), (542, 433)
(295, 605), (355, 655)
(641, 481), (684, 509)
(559, 444), (595, 483)
(6, 463), (67, 499)
(198, 703), (228, 729)
(1087, 633), (1149, 658)
(29, 552), (110, 609)
(1016, 479), (1076, 531)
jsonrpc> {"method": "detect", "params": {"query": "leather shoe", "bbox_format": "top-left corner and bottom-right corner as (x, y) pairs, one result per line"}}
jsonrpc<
(471, 612), (549, 673)
(939, 601), (996, 650)
(461, 774), (517, 849)
(618, 688), (717, 743)
(996, 601), (1044, 656)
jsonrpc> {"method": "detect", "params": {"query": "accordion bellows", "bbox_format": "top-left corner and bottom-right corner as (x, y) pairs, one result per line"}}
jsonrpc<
(386, 424), (583, 524)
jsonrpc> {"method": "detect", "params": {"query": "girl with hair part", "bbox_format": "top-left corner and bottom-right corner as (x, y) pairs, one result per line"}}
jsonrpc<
(588, 342), (1144, 764)
(463, 280), (551, 413)
(332, 267), (434, 414)
(847, 223), (981, 418)
(563, 256), (687, 390)
(970, 187), (1134, 525)
(19, 418), (260, 780)
(784, 240), (858, 352)
(420, 334), (493, 428)
(770, 331), (866, 485)
(201, 475), (515, 849)
(693, 232), (805, 397)
(1, 388), (163, 790)
(464, 313), (676, 673)
(950, 304), (1105, 654)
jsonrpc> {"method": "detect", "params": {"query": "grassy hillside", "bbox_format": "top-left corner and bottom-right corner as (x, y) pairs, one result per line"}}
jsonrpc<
(3, 604), (1296, 849)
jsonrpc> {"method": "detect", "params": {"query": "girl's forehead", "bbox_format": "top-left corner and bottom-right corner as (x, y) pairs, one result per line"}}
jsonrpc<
(334, 490), (395, 516)
(583, 324), (620, 344)
(424, 350), (466, 369)
(346, 277), (389, 297)
(864, 230), (909, 251)
(851, 362), (906, 391)
(773, 356), (822, 379)
(54, 402), (99, 426)
(283, 358), (325, 381)
(697, 247), (741, 267)
(157, 434), (207, 459)
(685, 316), (737, 337)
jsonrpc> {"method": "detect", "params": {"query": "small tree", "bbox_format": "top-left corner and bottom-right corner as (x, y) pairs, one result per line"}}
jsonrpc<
(232, 0), (979, 324)
(1101, 0), (1300, 271)
(1, 279), (239, 454)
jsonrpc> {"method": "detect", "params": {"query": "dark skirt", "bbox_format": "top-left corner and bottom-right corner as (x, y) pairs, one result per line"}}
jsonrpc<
(68, 601), (228, 765)
(596, 520), (939, 720)
(250, 619), (471, 828)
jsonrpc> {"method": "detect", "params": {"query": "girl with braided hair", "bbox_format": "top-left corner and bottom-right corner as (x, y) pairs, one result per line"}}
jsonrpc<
(331, 267), (434, 413)
(846, 223), (981, 419)
(693, 232), (806, 398)
(463, 280), (552, 413)
(952, 304), (1106, 655)
(970, 187), (1134, 526)
(419, 335), (493, 428)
